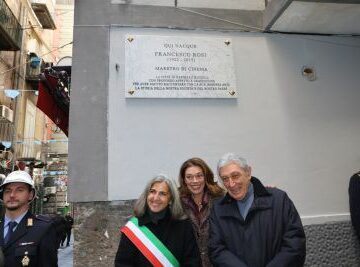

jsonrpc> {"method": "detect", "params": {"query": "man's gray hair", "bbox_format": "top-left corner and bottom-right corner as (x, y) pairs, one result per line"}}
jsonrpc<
(133, 174), (187, 220)
(217, 153), (250, 175)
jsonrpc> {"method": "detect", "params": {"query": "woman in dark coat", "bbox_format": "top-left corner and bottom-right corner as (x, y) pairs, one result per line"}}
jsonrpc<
(115, 175), (201, 267)
(178, 158), (225, 267)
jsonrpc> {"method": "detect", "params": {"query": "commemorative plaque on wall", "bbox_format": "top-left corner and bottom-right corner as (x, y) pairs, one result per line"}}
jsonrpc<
(125, 35), (237, 98)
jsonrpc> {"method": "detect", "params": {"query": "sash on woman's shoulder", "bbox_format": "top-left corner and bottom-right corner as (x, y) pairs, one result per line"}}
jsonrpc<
(121, 217), (180, 267)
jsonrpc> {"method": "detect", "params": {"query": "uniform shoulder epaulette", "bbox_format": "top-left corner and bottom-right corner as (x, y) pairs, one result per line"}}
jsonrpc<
(35, 214), (52, 223)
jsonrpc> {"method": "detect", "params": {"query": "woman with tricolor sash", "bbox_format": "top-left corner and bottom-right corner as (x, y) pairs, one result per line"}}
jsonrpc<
(114, 175), (202, 267)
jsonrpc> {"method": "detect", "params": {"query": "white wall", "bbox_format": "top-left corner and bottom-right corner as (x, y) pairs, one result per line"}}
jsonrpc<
(108, 28), (360, 222)
(110, 0), (265, 10)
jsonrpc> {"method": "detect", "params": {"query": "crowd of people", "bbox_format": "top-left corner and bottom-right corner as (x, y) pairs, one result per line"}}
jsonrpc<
(0, 153), (358, 266)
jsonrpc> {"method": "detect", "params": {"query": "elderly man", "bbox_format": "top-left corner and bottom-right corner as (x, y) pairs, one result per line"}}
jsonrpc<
(209, 153), (306, 267)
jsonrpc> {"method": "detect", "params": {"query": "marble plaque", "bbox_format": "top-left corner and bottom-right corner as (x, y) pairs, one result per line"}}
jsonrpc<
(125, 35), (237, 98)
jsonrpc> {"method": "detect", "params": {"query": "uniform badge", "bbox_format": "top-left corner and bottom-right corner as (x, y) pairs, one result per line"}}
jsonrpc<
(22, 255), (30, 266)
(27, 218), (33, 226)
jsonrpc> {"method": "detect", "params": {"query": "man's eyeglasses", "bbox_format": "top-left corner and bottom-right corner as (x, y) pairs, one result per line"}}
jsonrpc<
(185, 173), (204, 182)
(221, 172), (242, 184)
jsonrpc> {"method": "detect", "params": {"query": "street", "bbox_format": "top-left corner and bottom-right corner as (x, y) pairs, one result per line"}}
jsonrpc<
(58, 235), (73, 266)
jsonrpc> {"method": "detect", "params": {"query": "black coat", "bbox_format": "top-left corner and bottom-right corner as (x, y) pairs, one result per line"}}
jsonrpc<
(349, 171), (360, 241)
(0, 211), (58, 267)
(209, 177), (306, 267)
(50, 215), (67, 246)
(115, 210), (202, 267)
(64, 215), (74, 231)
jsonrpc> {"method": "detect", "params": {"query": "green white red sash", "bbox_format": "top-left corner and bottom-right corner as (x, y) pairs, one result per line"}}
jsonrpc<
(121, 217), (180, 267)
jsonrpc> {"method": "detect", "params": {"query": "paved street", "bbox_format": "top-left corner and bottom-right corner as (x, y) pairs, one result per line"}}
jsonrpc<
(58, 234), (73, 266)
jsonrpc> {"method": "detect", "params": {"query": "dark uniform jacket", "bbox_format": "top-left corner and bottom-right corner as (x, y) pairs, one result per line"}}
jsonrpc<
(209, 177), (306, 267)
(0, 211), (58, 267)
(114, 209), (202, 267)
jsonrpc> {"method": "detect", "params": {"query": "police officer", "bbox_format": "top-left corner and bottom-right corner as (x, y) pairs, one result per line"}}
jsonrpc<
(0, 170), (58, 267)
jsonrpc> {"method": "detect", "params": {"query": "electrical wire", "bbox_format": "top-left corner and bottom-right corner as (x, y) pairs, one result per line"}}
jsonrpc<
(55, 9), (74, 16)
(175, 7), (263, 32)
(0, 41), (73, 77)
(269, 33), (360, 48)
(175, 6), (360, 48)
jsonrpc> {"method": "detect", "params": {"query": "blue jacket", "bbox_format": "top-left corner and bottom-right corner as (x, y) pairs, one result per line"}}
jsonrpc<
(209, 177), (306, 267)
(0, 211), (58, 267)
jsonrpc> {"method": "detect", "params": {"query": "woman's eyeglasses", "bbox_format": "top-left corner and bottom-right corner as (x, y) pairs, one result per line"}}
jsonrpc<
(185, 173), (204, 181)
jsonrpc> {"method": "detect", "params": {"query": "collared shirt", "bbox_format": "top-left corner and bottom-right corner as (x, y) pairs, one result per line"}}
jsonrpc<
(236, 183), (254, 220)
(3, 210), (28, 238)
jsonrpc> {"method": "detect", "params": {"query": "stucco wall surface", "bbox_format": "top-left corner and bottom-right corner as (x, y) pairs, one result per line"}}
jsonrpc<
(108, 28), (360, 222)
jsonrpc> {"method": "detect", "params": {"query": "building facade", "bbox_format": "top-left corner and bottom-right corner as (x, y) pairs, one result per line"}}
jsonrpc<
(0, 0), (72, 215)
(70, 0), (360, 266)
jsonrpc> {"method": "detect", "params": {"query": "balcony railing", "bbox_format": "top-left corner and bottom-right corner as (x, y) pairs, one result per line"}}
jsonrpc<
(0, 0), (22, 50)
(15, 139), (44, 160)
(0, 121), (15, 144)
(31, 0), (56, 30)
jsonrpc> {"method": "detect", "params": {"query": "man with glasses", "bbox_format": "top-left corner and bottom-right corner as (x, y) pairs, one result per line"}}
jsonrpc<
(209, 153), (306, 267)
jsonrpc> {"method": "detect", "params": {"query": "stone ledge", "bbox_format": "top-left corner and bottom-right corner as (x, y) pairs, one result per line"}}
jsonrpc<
(73, 201), (360, 266)
(73, 201), (135, 267)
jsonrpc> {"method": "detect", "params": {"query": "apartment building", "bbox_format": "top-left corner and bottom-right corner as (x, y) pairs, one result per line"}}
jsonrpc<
(0, 0), (72, 215)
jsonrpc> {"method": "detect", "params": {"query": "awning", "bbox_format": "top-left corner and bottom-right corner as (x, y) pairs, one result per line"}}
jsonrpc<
(36, 70), (69, 136)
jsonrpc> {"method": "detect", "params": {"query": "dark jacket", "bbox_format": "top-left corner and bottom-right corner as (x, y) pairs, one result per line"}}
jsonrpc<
(0, 211), (58, 267)
(114, 210), (201, 267)
(349, 171), (360, 241)
(181, 191), (215, 267)
(209, 177), (306, 267)
(49, 215), (67, 247)
(64, 215), (74, 231)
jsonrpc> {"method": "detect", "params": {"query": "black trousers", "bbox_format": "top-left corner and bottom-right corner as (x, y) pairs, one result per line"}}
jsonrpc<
(61, 229), (72, 246)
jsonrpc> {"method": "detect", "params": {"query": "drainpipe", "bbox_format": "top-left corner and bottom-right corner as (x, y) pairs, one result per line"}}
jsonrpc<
(11, 2), (26, 170)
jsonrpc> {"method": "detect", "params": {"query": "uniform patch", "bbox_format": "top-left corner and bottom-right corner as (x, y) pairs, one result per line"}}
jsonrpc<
(22, 255), (30, 266)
